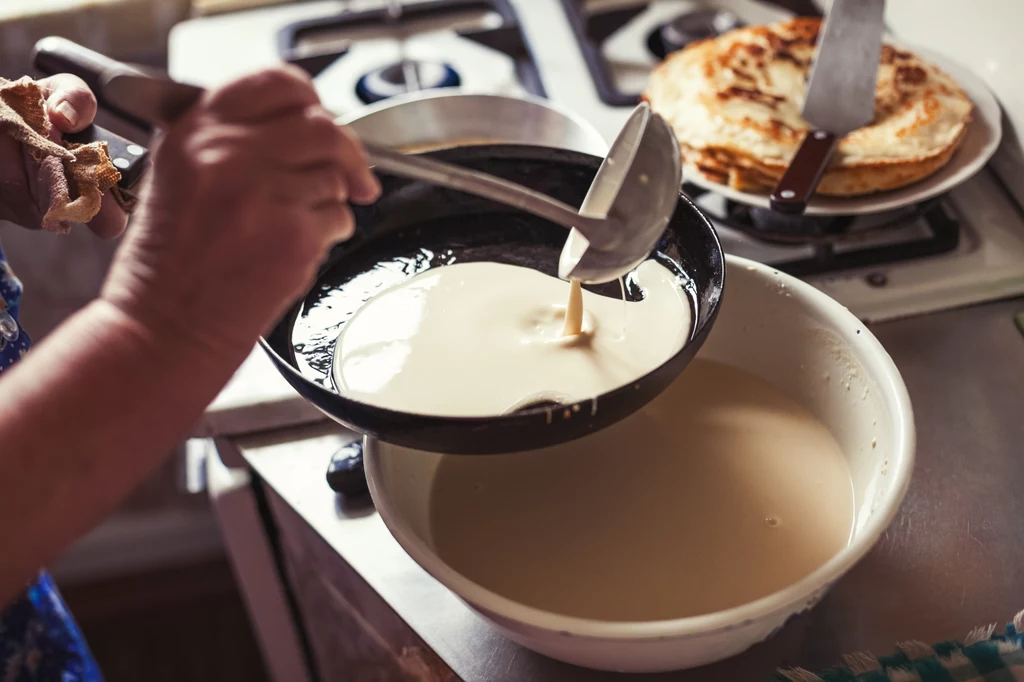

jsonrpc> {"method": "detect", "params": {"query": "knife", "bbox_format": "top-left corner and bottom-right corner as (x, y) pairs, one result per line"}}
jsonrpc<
(31, 37), (156, 192)
(769, 0), (885, 215)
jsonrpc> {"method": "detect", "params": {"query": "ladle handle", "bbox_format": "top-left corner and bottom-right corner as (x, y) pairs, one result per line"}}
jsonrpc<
(30, 37), (609, 243)
(363, 143), (604, 237)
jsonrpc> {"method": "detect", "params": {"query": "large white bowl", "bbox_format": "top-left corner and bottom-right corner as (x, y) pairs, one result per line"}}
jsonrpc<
(364, 254), (915, 673)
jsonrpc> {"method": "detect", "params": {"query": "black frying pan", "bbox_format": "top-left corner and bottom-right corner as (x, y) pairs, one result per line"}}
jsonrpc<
(263, 144), (724, 454)
(32, 40), (725, 455)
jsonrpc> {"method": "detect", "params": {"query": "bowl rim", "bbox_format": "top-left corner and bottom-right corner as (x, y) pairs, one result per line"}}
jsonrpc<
(336, 88), (611, 158)
(364, 253), (916, 641)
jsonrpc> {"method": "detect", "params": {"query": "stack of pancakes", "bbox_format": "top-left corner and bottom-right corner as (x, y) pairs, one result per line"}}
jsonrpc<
(642, 17), (974, 197)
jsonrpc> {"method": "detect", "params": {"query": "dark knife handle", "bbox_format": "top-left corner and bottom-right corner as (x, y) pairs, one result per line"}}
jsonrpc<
(31, 36), (152, 192)
(769, 129), (838, 215)
(63, 127), (150, 190)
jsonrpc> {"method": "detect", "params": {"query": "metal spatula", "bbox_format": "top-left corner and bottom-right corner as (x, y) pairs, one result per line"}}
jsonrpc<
(769, 0), (885, 215)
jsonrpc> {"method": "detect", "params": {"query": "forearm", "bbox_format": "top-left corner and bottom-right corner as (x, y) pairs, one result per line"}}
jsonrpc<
(0, 299), (248, 605)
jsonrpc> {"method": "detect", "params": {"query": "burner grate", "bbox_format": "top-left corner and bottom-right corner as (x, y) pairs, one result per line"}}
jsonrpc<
(558, 0), (745, 106)
(684, 182), (962, 277)
(558, 0), (644, 106)
(647, 8), (742, 60)
(559, 0), (821, 107)
(277, 0), (545, 98)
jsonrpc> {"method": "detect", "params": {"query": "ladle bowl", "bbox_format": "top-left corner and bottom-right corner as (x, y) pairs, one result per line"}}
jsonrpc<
(261, 144), (725, 454)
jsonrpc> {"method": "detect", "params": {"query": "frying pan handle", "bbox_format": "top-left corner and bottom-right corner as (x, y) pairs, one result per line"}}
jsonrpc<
(769, 129), (838, 215)
(31, 36), (152, 192)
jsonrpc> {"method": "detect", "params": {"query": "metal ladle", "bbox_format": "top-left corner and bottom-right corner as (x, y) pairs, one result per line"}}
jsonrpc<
(32, 38), (682, 284)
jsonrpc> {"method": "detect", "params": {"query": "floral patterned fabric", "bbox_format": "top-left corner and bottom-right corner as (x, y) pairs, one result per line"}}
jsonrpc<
(0, 244), (30, 372)
(0, 241), (104, 681)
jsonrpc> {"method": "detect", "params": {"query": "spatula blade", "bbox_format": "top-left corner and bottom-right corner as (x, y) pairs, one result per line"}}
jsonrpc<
(802, 0), (886, 135)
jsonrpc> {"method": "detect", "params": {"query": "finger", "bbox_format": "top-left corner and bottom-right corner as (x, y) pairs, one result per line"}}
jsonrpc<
(268, 164), (347, 207)
(336, 125), (381, 205)
(205, 65), (319, 124)
(310, 200), (356, 243)
(37, 74), (98, 133)
(234, 107), (346, 168)
(242, 109), (380, 203)
(86, 193), (130, 239)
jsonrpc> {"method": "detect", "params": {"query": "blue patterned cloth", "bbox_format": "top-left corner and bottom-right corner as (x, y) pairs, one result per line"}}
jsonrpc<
(0, 241), (104, 681)
(771, 615), (1024, 682)
(0, 245), (30, 372)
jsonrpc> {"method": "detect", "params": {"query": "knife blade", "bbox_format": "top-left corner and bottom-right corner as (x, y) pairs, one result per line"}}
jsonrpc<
(103, 73), (205, 127)
(769, 0), (886, 215)
(31, 36), (158, 192)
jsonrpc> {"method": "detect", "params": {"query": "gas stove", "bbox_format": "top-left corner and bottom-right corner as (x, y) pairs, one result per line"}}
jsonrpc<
(557, 0), (782, 107)
(276, 0), (544, 112)
(170, 0), (1024, 327)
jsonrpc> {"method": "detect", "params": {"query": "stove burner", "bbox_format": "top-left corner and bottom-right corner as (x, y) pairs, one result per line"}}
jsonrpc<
(355, 61), (461, 104)
(648, 10), (742, 60)
(865, 272), (888, 287)
(561, 0), (818, 106)
(747, 206), (852, 241)
(683, 182), (962, 277)
(278, 0), (545, 96)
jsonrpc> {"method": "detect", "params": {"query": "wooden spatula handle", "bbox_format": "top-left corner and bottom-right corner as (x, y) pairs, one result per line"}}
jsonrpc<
(769, 129), (838, 215)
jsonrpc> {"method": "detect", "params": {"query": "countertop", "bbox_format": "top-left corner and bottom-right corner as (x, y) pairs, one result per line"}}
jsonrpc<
(193, 348), (321, 438)
(231, 295), (1024, 681)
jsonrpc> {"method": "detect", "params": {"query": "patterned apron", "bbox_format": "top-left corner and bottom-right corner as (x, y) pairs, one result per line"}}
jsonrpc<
(0, 241), (103, 681)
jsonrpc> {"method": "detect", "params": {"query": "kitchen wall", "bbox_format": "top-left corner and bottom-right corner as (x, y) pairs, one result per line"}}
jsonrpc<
(0, 0), (191, 79)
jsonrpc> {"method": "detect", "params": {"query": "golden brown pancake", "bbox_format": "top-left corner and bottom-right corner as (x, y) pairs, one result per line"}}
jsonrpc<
(642, 18), (974, 197)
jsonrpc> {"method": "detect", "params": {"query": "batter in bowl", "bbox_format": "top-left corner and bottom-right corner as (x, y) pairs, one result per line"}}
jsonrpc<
(429, 358), (855, 621)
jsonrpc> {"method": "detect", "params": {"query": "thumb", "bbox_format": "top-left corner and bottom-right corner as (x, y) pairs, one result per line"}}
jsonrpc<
(37, 74), (99, 134)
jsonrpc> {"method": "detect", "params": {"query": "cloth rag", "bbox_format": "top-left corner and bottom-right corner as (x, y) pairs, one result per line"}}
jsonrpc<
(0, 75), (126, 233)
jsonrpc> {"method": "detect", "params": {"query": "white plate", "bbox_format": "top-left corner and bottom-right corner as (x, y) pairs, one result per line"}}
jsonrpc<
(682, 45), (1003, 216)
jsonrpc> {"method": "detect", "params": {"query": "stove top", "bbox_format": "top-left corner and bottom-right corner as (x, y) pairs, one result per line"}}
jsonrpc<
(558, 1), (752, 106)
(168, 0), (1024, 324)
(689, 189), (961, 278)
(277, 0), (544, 113)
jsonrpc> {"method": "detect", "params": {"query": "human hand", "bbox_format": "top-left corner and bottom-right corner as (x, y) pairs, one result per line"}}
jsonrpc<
(99, 66), (381, 362)
(0, 74), (128, 238)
